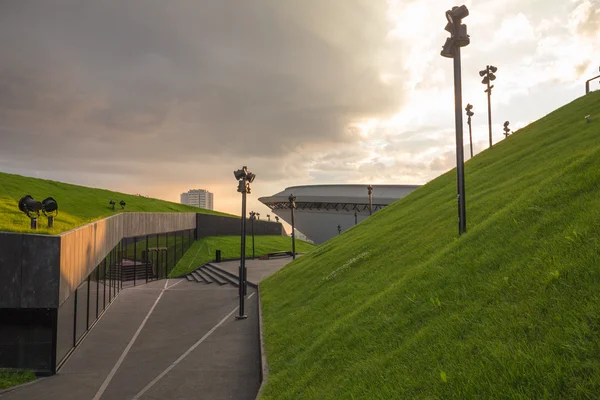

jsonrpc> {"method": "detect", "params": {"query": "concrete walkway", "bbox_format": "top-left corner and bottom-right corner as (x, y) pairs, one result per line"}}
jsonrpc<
(2, 280), (260, 400)
(212, 256), (296, 284)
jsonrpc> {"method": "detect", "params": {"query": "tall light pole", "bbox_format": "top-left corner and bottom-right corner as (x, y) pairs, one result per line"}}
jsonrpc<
(503, 121), (511, 138)
(367, 184), (373, 216)
(441, 4), (470, 236)
(479, 65), (497, 148)
(289, 194), (296, 259)
(233, 166), (256, 319)
(465, 104), (474, 158)
(249, 211), (256, 259)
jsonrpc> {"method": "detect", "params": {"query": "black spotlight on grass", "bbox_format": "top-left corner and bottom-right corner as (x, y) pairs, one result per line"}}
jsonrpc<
(42, 197), (58, 228)
(289, 194), (296, 260)
(233, 165), (256, 319)
(585, 115), (591, 123)
(275, 216), (280, 223)
(120, 200), (126, 209)
(18, 195), (42, 230)
(503, 121), (511, 138)
(109, 200), (116, 210)
(441, 4), (470, 237)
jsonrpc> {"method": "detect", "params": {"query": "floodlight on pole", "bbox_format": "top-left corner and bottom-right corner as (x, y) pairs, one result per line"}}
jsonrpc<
(465, 104), (474, 158)
(233, 165), (256, 320)
(18, 195), (42, 230)
(289, 194), (296, 260)
(42, 197), (58, 228)
(367, 185), (373, 216)
(503, 121), (511, 138)
(440, 4), (470, 236)
(267, 214), (270, 222)
(275, 216), (279, 223)
(480, 65), (498, 148)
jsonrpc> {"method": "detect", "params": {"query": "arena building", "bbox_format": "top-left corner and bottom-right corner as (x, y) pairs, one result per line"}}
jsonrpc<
(259, 184), (420, 244)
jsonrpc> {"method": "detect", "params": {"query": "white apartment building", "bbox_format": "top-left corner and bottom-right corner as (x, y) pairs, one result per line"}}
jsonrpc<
(180, 189), (214, 210)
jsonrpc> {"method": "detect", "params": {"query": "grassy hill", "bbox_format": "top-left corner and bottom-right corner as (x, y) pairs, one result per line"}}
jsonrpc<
(260, 92), (600, 399)
(0, 172), (230, 234)
(170, 235), (315, 277)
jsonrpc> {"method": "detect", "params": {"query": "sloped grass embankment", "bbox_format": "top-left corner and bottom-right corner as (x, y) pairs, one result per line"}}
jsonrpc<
(0, 172), (230, 234)
(260, 92), (600, 398)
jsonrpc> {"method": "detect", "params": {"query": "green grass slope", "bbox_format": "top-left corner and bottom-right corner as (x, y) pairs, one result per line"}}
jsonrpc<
(0, 172), (230, 234)
(260, 92), (600, 399)
(170, 235), (315, 277)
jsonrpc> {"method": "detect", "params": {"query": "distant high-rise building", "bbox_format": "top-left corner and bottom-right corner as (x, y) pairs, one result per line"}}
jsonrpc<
(180, 189), (214, 210)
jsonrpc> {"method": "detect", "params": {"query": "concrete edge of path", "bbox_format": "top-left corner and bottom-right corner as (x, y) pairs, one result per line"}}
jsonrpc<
(254, 283), (270, 400)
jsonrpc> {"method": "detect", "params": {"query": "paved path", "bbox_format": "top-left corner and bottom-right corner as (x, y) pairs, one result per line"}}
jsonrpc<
(213, 256), (296, 284)
(2, 279), (260, 400)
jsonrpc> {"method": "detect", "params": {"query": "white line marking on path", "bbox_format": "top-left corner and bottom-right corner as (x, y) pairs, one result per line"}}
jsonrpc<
(131, 305), (240, 400)
(166, 279), (184, 290)
(92, 280), (169, 400)
(248, 292), (255, 299)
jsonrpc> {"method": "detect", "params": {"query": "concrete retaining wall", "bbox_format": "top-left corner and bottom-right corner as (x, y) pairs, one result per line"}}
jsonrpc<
(196, 214), (284, 238)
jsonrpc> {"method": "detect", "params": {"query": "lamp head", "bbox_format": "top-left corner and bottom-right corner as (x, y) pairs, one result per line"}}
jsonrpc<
(42, 197), (58, 216)
(440, 37), (455, 58)
(18, 195), (42, 218)
(489, 65), (498, 73)
(246, 171), (256, 183)
(479, 70), (487, 77)
(449, 5), (469, 20)
(120, 200), (126, 209)
(288, 194), (296, 208)
(233, 166), (248, 181)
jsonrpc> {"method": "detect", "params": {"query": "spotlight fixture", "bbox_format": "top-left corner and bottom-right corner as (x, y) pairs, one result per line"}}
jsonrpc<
(275, 216), (280, 223)
(441, 4), (470, 236)
(337, 224), (342, 235)
(267, 214), (271, 222)
(18, 195), (42, 229)
(249, 211), (257, 259)
(120, 200), (126, 209)
(42, 197), (59, 228)
(256, 212), (260, 220)
(585, 115), (591, 123)
(109, 200), (116, 210)
(503, 121), (511, 138)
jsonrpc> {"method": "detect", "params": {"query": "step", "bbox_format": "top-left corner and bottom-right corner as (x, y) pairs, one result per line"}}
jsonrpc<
(194, 269), (213, 284)
(185, 275), (193, 282)
(191, 271), (206, 283)
(208, 263), (257, 288)
(199, 267), (228, 285)
(204, 265), (239, 287)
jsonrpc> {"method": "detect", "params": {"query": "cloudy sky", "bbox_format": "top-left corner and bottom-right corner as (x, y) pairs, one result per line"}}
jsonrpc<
(0, 0), (598, 217)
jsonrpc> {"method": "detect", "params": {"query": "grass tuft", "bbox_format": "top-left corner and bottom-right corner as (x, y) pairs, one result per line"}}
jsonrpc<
(0, 369), (35, 390)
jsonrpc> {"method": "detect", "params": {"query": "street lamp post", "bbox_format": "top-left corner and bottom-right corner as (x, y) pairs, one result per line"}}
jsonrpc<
(249, 211), (256, 259)
(289, 194), (296, 260)
(233, 166), (256, 319)
(367, 185), (373, 216)
(479, 65), (497, 148)
(441, 4), (470, 236)
(465, 104), (474, 158)
(503, 121), (511, 138)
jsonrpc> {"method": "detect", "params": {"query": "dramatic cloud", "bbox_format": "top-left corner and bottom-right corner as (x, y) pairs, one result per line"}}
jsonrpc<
(0, 0), (597, 217)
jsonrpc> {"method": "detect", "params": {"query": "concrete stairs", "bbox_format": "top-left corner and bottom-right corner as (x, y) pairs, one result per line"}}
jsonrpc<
(185, 264), (240, 287)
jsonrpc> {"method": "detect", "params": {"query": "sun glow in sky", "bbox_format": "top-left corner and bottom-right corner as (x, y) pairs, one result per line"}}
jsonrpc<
(0, 0), (598, 220)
